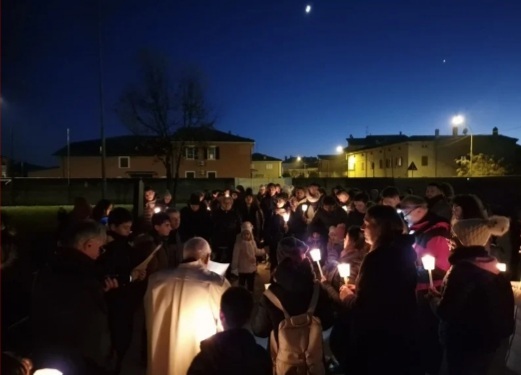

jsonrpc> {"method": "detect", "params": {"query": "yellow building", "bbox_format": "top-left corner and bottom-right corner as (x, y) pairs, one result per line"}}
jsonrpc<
(343, 128), (520, 178)
(251, 153), (282, 179)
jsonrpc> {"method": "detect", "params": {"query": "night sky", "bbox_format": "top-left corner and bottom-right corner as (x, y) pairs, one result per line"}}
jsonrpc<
(2, 0), (521, 167)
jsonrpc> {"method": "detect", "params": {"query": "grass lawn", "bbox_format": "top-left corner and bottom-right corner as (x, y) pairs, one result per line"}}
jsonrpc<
(2, 205), (133, 236)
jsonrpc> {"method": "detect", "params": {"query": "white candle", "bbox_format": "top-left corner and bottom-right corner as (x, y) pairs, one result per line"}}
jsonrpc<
(153, 206), (161, 213)
(34, 370), (63, 375)
(338, 263), (351, 285)
(342, 205), (348, 212)
(310, 248), (324, 278)
(302, 204), (308, 213)
(497, 263), (507, 272)
(282, 212), (290, 223)
(421, 255), (435, 288)
(264, 283), (271, 290)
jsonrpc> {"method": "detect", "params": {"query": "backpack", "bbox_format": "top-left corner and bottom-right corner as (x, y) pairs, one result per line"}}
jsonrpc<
(264, 283), (325, 375)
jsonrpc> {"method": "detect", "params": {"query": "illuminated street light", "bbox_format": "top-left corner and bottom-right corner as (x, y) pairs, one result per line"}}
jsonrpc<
(336, 145), (343, 154)
(451, 114), (473, 177)
(451, 114), (465, 126)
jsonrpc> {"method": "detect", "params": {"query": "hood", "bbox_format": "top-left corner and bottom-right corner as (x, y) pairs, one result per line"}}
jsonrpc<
(449, 246), (499, 275)
(273, 257), (315, 293)
(306, 191), (322, 204)
(199, 328), (258, 359)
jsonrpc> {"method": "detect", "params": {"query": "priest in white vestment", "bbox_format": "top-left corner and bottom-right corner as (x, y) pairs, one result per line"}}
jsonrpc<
(145, 237), (230, 375)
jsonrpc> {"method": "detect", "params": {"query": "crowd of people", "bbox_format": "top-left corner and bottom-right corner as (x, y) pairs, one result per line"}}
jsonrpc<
(2, 181), (521, 375)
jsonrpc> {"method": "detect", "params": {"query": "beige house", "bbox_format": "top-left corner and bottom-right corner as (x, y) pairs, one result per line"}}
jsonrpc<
(317, 154), (346, 177)
(343, 127), (520, 178)
(282, 156), (319, 177)
(251, 153), (282, 179)
(30, 128), (255, 179)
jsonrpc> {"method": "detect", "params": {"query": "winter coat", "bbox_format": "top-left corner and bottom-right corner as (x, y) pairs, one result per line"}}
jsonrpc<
(212, 209), (242, 249)
(31, 248), (112, 371)
(325, 246), (368, 290)
(187, 328), (271, 375)
(287, 209), (307, 241)
(307, 206), (349, 240)
(410, 212), (451, 290)
(232, 239), (263, 274)
(263, 210), (287, 247)
(179, 206), (213, 242)
(346, 209), (365, 229)
(431, 246), (515, 353)
(251, 257), (335, 339)
(330, 234), (420, 375)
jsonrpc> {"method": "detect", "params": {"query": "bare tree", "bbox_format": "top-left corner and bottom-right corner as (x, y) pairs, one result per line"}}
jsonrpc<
(455, 153), (509, 177)
(117, 49), (213, 199)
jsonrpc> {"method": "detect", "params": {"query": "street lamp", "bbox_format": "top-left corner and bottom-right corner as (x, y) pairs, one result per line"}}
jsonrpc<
(336, 145), (343, 154)
(451, 114), (473, 176)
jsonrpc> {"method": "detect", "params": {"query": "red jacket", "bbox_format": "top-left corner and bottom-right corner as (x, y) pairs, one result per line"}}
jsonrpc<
(410, 213), (451, 291)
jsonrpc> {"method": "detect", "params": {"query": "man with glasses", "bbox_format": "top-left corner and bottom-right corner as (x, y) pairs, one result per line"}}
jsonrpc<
(401, 195), (450, 375)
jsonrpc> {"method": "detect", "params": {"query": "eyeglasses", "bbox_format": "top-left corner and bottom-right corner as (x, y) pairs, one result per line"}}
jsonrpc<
(402, 206), (420, 217)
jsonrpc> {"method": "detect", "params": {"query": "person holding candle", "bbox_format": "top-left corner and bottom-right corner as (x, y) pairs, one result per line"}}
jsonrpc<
(428, 215), (514, 375)
(401, 194), (451, 375)
(231, 223), (265, 292)
(330, 205), (419, 375)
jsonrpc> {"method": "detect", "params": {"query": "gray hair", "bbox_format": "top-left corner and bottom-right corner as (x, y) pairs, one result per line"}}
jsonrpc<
(62, 220), (107, 249)
(183, 237), (211, 260)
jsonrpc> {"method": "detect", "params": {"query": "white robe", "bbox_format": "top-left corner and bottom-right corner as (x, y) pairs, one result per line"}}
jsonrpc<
(145, 261), (230, 375)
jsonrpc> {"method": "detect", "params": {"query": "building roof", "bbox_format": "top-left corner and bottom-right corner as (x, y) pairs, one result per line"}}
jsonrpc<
(346, 133), (518, 152)
(252, 153), (282, 162)
(317, 154), (343, 160)
(54, 127), (255, 157)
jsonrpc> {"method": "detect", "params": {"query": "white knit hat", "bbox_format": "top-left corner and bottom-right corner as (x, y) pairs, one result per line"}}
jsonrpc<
(452, 216), (510, 247)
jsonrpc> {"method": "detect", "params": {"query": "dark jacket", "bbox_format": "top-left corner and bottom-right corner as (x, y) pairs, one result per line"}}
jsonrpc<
(346, 209), (365, 229)
(251, 257), (335, 338)
(308, 206), (349, 240)
(330, 235), (420, 375)
(179, 206), (213, 242)
(31, 248), (112, 371)
(237, 203), (264, 244)
(187, 328), (271, 375)
(212, 208), (242, 249)
(432, 246), (515, 352)
(427, 195), (452, 222)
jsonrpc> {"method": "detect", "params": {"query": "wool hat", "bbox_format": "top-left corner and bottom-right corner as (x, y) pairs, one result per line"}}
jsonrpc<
(241, 221), (254, 232)
(276, 237), (309, 264)
(452, 216), (510, 247)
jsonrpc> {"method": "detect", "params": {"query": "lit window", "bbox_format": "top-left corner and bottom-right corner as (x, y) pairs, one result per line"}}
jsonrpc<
(266, 164), (273, 170)
(396, 157), (403, 167)
(348, 156), (356, 171)
(207, 147), (217, 160)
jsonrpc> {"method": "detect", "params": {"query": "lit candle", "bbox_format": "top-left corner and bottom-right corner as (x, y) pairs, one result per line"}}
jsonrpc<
(421, 255), (435, 288)
(497, 263), (507, 272)
(342, 205), (348, 212)
(310, 248), (324, 278)
(264, 283), (271, 290)
(302, 204), (308, 213)
(153, 206), (161, 213)
(34, 370), (63, 375)
(282, 212), (290, 223)
(338, 263), (351, 285)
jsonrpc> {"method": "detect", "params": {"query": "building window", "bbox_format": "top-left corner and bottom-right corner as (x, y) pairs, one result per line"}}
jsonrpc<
(185, 147), (196, 160)
(266, 164), (273, 170)
(371, 162), (375, 170)
(396, 157), (403, 167)
(118, 156), (130, 169)
(386, 158), (391, 168)
(185, 171), (196, 178)
(421, 156), (429, 166)
(206, 146), (218, 160)
(348, 156), (356, 171)
(379, 159), (383, 169)
(207, 171), (216, 179)
(361, 162), (365, 171)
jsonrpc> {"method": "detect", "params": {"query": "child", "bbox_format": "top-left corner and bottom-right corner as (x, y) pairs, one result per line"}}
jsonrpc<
(232, 223), (264, 292)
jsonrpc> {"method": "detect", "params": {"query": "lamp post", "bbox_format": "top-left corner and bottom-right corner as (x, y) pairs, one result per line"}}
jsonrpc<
(451, 115), (473, 177)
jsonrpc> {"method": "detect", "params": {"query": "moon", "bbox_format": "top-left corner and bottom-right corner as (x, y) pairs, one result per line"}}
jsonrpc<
(305, 5), (312, 13)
